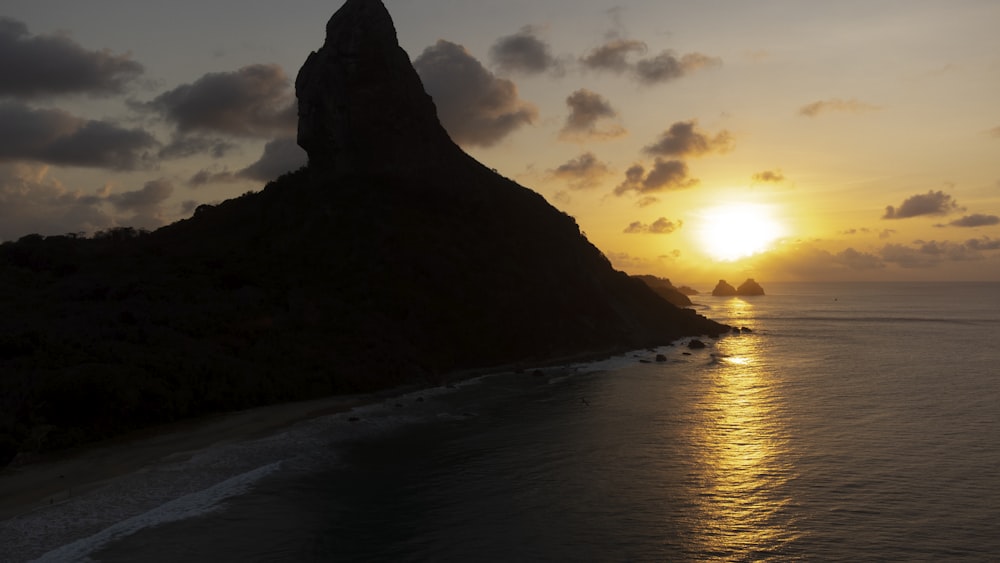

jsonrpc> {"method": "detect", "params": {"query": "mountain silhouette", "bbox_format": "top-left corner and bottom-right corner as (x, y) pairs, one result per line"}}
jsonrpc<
(0, 0), (726, 463)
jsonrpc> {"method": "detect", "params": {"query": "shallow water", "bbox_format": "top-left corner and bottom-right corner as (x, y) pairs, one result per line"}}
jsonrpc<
(11, 282), (1000, 561)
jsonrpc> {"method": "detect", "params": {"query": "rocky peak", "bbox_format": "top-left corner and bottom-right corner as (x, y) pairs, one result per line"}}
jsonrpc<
(295, 0), (456, 174)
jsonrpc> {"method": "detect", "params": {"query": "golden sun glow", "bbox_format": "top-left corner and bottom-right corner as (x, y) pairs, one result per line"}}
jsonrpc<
(697, 203), (785, 261)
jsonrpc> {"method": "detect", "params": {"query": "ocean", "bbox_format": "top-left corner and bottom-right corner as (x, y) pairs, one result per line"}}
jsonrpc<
(5, 282), (999, 561)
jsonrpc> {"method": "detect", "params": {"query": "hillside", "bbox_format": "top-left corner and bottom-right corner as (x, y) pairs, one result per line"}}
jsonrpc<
(0, 0), (727, 464)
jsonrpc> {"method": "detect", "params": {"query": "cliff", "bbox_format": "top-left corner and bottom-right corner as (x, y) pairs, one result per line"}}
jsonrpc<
(0, 0), (726, 462)
(633, 275), (693, 307)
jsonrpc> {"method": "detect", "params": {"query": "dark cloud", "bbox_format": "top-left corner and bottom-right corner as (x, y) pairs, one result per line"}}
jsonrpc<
(883, 190), (961, 219)
(752, 169), (785, 183)
(143, 64), (296, 138)
(188, 137), (307, 186)
(560, 89), (625, 140)
(966, 237), (1000, 251)
(159, 135), (237, 160)
(580, 38), (720, 84)
(549, 152), (611, 190)
(106, 178), (173, 230)
(751, 243), (885, 280)
(0, 101), (156, 169)
(623, 217), (682, 234)
(634, 51), (721, 84)
(799, 98), (881, 117)
(0, 17), (143, 98)
(643, 120), (732, 158)
(414, 40), (538, 148)
(237, 137), (307, 182)
(880, 239), (985, 268)
(580, 39), (647, 73)
(835, 247), (884, 270)
(946, 214), (1000, 228)
(489, 26), (559, 75)
(108, 178), (172, 212)
(0, 163), (112, 240)
(614, 158), (697, 196)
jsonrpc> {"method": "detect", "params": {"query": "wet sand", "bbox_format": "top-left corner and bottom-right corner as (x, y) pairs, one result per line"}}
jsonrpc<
(0, 393), (377, 522)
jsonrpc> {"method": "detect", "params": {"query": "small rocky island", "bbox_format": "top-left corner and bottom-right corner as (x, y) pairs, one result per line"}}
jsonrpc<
(712, 278), (765, 296)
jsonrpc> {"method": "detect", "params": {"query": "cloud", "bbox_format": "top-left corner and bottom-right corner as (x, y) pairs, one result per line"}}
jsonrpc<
(0, 17), (143, 98)
(549, 152), (611, 190)
(489, 26), (559, 75)
(750, 242), (885, 280)
(0, 163), (112, 240)
(106, 178), (173, 230)
(108, 178), (171, 211)
(623, 217), (682, 234)
(634, 51), (721, 84)
(989, 126), (1000, 138)
(798, 98), (881, 117)
(560, 89), (625, 140)
(966, 237), (1000, 251)
(835, 247), (884, 270)
(614, 158), (697, 197)
(580, 39), (647, 73)
(944, 214), (1000, 228)
(883, 190), (961, 219)
(880, 239), (986, 268)
(752, 169), (785, 183)
(158, 135), (237, 160)
(237, 137), (307, 182)
(414, 40), (538, 147)
(142, 64), (296, 138)
(188, 137), (307, 186)
(643, 120), (732, 158)
(0, 101), (156, 170)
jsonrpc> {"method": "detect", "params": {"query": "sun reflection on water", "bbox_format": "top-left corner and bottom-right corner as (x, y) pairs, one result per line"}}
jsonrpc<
(686, 298), (796, 559)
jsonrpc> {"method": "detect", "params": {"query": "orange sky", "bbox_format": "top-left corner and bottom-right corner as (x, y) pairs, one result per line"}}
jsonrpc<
(2, 0), (999, 282)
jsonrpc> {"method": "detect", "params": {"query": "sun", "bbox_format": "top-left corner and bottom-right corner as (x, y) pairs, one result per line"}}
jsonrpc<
(696, 203), (785, 261)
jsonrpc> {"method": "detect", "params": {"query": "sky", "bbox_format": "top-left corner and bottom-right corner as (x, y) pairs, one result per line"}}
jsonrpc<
(2, 0), (999, 284)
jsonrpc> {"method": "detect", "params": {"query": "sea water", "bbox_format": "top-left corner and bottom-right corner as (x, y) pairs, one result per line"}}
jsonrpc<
(6, 282), (1000, 561)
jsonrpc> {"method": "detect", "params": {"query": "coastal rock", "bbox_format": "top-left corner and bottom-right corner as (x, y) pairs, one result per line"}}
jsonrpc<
(295, 0), (456, 174)
(711, 280), (738, 296)
(736, 278), (765, 296)
(634, 275), (693, 307)
(687, 339), (707, 349)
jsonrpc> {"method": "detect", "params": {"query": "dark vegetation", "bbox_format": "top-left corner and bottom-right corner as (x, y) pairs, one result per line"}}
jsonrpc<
(0, 0), (727, 466)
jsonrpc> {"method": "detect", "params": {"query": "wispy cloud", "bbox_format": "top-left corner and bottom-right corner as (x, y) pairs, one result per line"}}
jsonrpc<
(623, 217), (682, 234)
(799, 98), (881, 117)
(751, 169), (785, 184)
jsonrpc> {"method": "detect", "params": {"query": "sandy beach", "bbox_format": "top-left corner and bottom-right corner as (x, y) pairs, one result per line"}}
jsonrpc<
(0, 393), (383, 523)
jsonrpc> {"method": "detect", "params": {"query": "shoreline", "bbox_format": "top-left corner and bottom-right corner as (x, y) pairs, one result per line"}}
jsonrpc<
(0, 392), (382, 522)
(0, 340), (704, 525)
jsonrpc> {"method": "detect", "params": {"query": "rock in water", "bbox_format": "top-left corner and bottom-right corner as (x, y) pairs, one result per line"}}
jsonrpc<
(296, 0), (457, 174)
(712, 280), (738, 296)
(736, 278), (765, 296)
